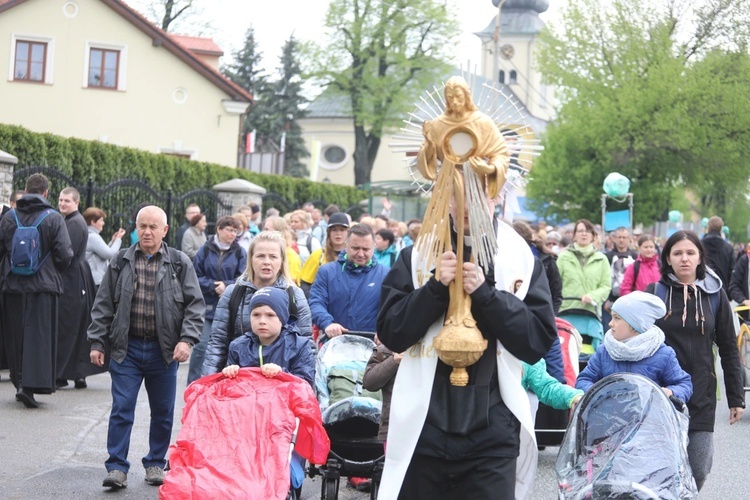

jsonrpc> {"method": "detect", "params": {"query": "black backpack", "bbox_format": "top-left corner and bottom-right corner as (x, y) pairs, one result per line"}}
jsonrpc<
(226, 284), (298, 340)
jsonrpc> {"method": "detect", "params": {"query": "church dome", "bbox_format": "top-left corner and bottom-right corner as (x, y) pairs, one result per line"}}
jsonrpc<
(492, 0), (549, 13)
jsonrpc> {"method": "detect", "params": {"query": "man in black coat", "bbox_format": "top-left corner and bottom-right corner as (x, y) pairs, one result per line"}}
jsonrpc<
(0, 174), (73, 407)
(702, 216), (735, 294)
(603, 227), (638, 330)
(56, 187), (96, 389)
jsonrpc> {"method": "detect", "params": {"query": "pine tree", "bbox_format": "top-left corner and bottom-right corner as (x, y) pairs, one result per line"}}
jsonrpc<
(269, 36), (309, 178)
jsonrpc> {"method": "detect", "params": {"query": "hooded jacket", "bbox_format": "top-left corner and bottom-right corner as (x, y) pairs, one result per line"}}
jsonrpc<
(202, 275), (311, 376)
(226, 323), (315, 387)
(729, 252), (749, 306)
(702, 232), (735, 294)
(0, 194), (73, 294)
(309, 252), (390, 334)
(647, 269), (745, 431)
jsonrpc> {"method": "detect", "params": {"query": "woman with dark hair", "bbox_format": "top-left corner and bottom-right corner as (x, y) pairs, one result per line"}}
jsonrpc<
(187, 216), (247, 384)
(513, 220), (562, 314)
(646, 230), (744, 491)
(181, 213), (207, 260)
(556, 219), (612, 354)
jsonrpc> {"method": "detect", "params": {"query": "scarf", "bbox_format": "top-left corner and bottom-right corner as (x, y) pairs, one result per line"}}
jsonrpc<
(571, 243), (596, 268)
(603, 325), (665, 362)
(213, 235), (232, 251)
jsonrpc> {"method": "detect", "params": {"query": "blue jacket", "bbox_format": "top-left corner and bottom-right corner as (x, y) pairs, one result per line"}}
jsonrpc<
(374, 244), (399, 269)
(227, 324), (315, 387)
(202, 275), (311, 376)
(309, 252), (389, 334)
(576, 342), (693, 403)
(193, 236), (247, 320)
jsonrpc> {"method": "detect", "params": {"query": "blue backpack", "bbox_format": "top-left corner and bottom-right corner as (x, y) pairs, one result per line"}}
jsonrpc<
(9, 209), (53, 276)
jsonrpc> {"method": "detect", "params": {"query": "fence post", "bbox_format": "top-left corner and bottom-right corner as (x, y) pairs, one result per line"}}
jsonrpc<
(86, 176), (94, 209)
(166, 188), (173, 246)
(0, 149), (18, 206)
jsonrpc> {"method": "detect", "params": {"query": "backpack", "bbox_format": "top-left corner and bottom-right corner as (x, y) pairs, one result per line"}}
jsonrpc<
(9, 209), (54, 275)
(226, 284), (298, 340)
(327, 365), (382, 405)
(305, 233), (313, 254)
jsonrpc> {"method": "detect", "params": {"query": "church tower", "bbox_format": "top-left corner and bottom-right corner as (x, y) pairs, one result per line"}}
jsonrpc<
(476, 0), (552, 122)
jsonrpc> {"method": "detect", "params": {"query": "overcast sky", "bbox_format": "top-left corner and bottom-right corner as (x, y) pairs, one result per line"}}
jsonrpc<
(126, 0), (564, 73)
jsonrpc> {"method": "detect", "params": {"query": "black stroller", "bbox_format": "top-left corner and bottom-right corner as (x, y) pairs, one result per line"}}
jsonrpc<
(308, 333), (385, 499)
(556, 373), (697, 499)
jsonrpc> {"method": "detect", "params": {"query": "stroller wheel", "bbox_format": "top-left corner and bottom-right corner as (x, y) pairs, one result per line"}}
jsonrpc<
(321, 477), (338, 499)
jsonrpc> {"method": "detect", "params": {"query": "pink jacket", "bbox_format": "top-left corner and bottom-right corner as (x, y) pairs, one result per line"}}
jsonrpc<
(620, 255), (661, 295)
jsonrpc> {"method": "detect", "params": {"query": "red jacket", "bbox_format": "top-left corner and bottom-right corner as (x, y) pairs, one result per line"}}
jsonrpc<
(160, 369), (330, 499)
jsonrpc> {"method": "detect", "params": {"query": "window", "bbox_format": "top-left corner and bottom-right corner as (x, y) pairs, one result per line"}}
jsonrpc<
(9, 35), (54, 84)
(498, 70), (505, 84)
(320, 144), (347, 170)
(14, 41), (46, 82)
(88, 48), (119, 89)
(83, 42), (127, 91)
(509, 70), (518, 84)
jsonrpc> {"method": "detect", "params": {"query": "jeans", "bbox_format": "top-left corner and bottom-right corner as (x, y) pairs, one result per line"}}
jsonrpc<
(187, 319), (212, 385)
(106, 337), (178, 472)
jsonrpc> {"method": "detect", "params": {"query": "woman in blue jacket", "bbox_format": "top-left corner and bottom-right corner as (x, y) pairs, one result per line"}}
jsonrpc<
(187, 216), (247, 384)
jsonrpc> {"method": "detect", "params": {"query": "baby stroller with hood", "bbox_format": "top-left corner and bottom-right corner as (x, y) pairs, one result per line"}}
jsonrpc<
(559, 297), (602, 370)
(556, 373), (697, 499)
(159, 369), (330, 500)
(308, 332), (385, 499)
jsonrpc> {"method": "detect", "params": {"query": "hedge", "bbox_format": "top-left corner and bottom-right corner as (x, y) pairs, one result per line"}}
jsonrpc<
(0, 123), (365, 209)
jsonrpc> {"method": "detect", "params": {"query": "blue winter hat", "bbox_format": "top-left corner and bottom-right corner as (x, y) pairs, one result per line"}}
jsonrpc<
(249, 287), (289, 326)
(611, 291), (666, 334)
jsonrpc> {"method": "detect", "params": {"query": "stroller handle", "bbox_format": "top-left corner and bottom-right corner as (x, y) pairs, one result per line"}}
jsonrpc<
(343, 331), (377, 341)
(562, 296), (598, 308)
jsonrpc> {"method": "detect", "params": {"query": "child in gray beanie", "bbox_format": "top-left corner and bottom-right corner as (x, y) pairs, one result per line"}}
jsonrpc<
(576, 291), (693, 402)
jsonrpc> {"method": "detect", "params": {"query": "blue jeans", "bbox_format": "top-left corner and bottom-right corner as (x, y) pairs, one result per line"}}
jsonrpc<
(106, 337), (178, 472)
(187, 319), (212, 385)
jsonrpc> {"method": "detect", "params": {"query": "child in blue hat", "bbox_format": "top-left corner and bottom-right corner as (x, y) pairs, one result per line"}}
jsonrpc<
(576, 291), (693, 402)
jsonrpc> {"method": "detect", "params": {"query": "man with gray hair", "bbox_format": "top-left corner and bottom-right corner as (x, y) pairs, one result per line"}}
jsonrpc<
(88, 205), (204, 489)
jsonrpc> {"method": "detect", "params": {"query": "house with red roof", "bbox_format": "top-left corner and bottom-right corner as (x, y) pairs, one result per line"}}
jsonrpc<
(0, 0), (252, 167)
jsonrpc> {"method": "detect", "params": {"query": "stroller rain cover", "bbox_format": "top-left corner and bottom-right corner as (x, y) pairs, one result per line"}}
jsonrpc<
(556, 373), (697, 500)
(160, 369), (330, 500)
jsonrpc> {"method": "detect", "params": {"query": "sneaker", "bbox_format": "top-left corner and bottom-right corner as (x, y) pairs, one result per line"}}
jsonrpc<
(103, 469), (127, 489)
(144, 466), (165, 486)
(347, 477), (371, 492)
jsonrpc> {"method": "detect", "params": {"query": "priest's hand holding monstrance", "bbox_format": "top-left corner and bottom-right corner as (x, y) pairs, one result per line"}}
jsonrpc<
(414, 76), (510, 386)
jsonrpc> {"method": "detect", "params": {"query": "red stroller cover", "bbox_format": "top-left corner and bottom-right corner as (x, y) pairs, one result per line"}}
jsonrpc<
(160, 368), (330, 500)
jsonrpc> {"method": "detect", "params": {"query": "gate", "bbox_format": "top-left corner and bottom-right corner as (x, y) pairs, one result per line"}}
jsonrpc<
(13, 166), (233, 247)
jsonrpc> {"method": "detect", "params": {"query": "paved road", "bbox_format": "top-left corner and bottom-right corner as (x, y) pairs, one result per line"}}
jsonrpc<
(1, 361), (748, 499)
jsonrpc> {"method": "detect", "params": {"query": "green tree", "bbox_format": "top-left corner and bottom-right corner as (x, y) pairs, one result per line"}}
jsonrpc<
(527, 0), (750, 225)
(304, 0), (459, 186)
(269, 36), (310, 178)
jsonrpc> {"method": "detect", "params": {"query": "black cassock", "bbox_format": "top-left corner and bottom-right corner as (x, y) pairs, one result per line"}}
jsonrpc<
(57, 211), (98, 381)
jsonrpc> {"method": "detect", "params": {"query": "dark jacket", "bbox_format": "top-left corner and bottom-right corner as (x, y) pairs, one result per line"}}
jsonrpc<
(0, 194), (73, 294)
(309, 252), (390, 333)
(363, 344), (399, 441)
(87, 243), (205, 364)
(647, 270), (745, 431)
(377, 243), (556, 460)
(729, 252), (749, 305)
(192, 236), (247, 320)
(532, 247), (562, 314)
(702, 232), (735, 293)
(227, 323), (315, 387)
(202, 275), (311, 376)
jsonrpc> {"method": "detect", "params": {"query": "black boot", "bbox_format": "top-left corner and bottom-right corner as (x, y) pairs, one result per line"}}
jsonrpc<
(15, 388), (39, 408)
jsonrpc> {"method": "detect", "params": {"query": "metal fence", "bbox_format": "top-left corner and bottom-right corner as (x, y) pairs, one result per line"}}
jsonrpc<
(12, 166), (233, 247)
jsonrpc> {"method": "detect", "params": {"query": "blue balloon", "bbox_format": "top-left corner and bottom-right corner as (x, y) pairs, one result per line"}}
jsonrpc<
(668, 210), (681, 223)
(701, 217), (709, 228)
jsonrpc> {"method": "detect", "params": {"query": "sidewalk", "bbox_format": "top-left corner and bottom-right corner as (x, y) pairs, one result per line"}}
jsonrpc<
(0, 365), (189, 499)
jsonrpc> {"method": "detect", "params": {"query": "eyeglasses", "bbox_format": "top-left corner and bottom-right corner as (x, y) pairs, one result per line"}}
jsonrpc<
(574, 230), (591, 234)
